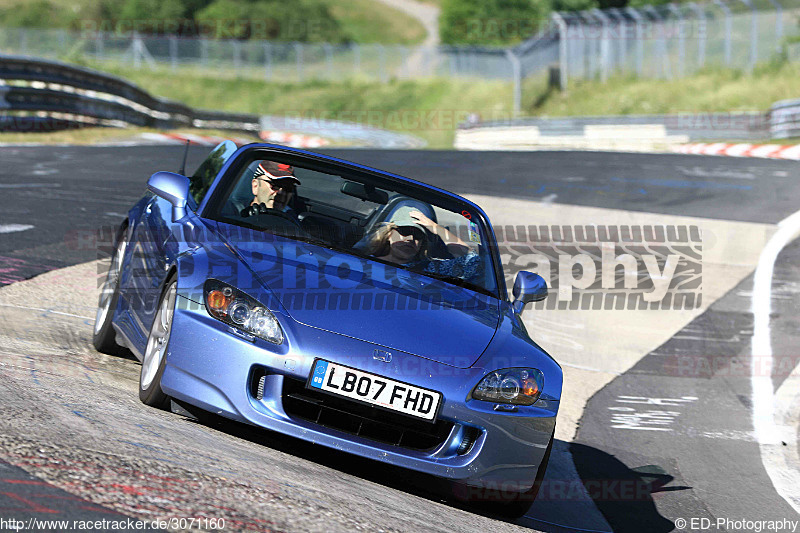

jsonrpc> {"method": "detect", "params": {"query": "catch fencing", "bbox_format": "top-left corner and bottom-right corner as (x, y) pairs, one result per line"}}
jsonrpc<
(550, 1), (793, 87)
(0, 0), (795, 89)
(0, 27), (515, 82)
(0, 1), (798, 120)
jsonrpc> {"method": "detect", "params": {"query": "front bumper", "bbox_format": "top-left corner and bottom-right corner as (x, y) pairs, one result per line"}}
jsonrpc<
(160, 296), (558, 490)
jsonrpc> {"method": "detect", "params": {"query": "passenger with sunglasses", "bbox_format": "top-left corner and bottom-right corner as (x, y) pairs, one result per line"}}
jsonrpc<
(241, 161), (300, 219)
(363, 207), (481, 281)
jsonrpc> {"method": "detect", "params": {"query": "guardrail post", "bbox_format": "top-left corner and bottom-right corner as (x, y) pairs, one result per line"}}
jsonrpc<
(713, 0), (732, 66)
(264, 43), (272, 79)
(294, 42), (303, 81)
(688, 3), (706, 69)
(132, 32), (141, 68)
(552, 12), (569, 91)
(738, 0), (757, 71)
(578, 13), (597, 79)
(643, 6), (668, 78)
(95, 32), (104, 62)
(592, 9), (610, 81)
(765, 0), (783, 54)
(626, 7), (645, 77)
(378, 44), (387, 82)
(353, 43), (361, 75)
(668, 4), (685, 77)
(505, 49), (521, 117)
(200, 37), (208, 67)
(606, 9), (626, 73)
(323, 43), (334, 79)
(232, 40), (242, 73)
(169, 35), (178, 71)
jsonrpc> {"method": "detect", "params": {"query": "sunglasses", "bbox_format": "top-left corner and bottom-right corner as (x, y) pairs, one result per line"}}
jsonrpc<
(395, 226), (424, 241)
(256, 177), (295, 192)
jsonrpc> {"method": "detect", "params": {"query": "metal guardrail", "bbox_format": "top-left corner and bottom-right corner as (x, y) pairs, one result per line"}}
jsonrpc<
(456, 105), (800, 151)
(0, 55), (427, 147)
(769, 98), (800, 139)
(469, 113), (770, 141)
(0, 54), (260, 133)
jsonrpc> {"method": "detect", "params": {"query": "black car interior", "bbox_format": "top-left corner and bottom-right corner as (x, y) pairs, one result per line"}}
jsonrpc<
(223, 161), (453, 258)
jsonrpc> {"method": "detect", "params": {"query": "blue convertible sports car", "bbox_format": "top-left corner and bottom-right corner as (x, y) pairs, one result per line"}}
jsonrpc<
(93, 141), (562, 516)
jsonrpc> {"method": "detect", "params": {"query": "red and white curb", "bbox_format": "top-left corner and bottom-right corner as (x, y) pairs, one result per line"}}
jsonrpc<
(139, 131), (330, 149)
(139, 132), (255, 147)
(259, 130), (329, 148)
(674, 143), (800, 160)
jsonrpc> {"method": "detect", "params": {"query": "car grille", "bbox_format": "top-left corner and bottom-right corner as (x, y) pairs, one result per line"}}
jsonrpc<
(281, 376), (453, 452)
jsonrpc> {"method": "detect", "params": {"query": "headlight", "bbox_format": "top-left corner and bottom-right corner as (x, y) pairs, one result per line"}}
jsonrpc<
(203, 280), (284, 345)
(471, 368), (544, 406)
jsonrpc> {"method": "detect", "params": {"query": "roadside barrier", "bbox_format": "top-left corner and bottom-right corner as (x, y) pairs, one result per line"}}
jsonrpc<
(0, 54), (425, 148)
(0, 54), (260, 133)
(456, 108), (800, 152)
(768, 98), (800, 140)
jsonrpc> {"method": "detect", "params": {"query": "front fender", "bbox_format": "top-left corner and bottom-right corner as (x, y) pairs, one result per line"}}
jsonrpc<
(471, 303), (563, 403)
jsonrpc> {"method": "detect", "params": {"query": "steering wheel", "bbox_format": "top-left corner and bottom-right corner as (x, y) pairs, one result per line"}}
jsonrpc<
(241, 204), (308, 235)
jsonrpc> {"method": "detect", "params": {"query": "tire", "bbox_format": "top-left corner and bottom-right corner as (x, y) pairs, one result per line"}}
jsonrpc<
(450, 429), (555, 519)
(93, 224), (128, 355)
(139, 276), (177, 408)
(497, 431), (554, 519)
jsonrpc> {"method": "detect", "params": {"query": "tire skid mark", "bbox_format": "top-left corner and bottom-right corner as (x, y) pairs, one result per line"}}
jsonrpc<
(0, 440), (284, 532)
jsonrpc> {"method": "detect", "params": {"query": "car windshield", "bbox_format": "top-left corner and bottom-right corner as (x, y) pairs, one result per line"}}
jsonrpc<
(206, 151), (500, 298)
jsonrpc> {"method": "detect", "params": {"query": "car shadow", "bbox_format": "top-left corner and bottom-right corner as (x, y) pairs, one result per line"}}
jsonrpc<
(567, 442), (684, 533)
(172, 405), (679, 531)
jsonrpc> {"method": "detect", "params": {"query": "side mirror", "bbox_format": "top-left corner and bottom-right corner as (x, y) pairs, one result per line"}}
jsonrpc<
(147, 171), (191, 221)
(512, 271), (548, 314)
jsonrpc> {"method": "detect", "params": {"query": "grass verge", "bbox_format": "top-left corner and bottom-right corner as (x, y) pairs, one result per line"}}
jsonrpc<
(2, 60), (799, 149)
(85, 62), (515, 148)
(524, 61), (800, 116)
(312, 0), (427, 44)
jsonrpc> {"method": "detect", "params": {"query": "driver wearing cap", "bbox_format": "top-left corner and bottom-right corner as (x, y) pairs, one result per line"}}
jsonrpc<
(241, 161), (301, 218)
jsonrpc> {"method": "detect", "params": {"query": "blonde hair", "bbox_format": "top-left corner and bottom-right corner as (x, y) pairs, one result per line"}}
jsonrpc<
(362, 222), (428, 261)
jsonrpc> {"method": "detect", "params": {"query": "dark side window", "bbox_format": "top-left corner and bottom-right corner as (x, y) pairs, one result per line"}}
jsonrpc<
(189, 140), (238, 208)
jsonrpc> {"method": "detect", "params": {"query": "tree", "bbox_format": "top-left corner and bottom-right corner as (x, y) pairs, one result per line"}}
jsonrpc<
(196, 0), (348, 42)
(439, 0), (550, 46)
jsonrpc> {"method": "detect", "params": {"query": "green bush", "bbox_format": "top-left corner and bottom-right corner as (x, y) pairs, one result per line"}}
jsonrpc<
(196, 0), (348, 42)
(0, 0), (78, 28)
(0, 0), (349, 43)
(552, 0), (598, 11)
(439, 0), (549, 46)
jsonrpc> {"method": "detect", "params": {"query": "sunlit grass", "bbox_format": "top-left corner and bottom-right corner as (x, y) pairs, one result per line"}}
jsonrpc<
(6, 59), (800, 149)
(526, 61), (800, 116)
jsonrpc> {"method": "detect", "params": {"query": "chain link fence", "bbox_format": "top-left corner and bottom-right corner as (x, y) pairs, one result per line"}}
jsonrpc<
(0, 27), (517, 82)
(0, 0), (797, 111)
(551, 1), (795, 85)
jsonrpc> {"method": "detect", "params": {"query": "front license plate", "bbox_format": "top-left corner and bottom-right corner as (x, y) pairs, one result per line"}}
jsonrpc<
(307, 359), (441, 421)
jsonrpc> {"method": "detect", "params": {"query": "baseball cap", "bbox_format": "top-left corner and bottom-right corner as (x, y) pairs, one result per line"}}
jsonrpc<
(388, 206), (428, 241)
(254, 161), (301, 185)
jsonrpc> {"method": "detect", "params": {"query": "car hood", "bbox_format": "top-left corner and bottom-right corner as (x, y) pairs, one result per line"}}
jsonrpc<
(215, 224), (500, 368)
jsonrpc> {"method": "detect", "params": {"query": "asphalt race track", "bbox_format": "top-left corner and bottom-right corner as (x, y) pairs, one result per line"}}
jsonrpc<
(0, 145), (798, 532)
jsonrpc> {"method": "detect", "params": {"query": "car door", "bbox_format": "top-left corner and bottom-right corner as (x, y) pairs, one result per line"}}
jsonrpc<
(129, 141), (239, 346)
